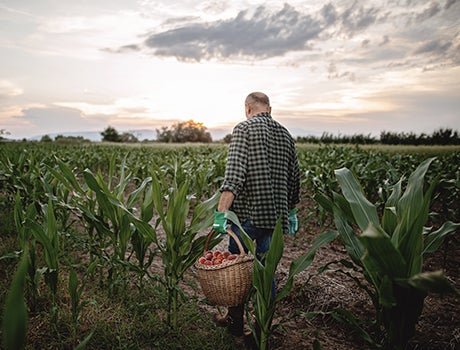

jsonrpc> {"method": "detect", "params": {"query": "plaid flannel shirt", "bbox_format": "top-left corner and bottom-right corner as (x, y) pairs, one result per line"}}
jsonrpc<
(220, 112), (300, 233)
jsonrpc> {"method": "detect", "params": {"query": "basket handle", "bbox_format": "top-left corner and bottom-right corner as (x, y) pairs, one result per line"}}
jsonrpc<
(203, 228), (247, 255)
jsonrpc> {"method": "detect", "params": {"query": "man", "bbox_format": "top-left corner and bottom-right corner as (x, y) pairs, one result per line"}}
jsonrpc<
(213, 91), (301, 336)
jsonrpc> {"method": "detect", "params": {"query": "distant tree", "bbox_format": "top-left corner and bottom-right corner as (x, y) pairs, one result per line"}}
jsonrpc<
(0, 129), (10, 141)
(380, 128), (459, 145)
(55, 135), (91, 144)
(156, 126), (173, 143)
(40, 134), (53, 142)
(431, 128), (459, 145)
(120, 132), (139, 143)
(156, 120), (212, 143)
(223, 134), (232, 144)
(101, 126), (121, 142)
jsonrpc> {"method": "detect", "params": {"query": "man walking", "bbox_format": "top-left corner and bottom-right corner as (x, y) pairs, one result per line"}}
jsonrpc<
(213, 91), (301, 336)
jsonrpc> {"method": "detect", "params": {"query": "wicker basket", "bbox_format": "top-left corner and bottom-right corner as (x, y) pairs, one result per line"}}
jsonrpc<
(195, 228), (254, 306)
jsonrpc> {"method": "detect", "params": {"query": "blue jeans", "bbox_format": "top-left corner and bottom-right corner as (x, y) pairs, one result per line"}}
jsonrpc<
(228, 220), (276, 299)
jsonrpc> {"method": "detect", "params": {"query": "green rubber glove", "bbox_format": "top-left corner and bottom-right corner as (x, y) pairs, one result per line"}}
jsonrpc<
(213, 210), (227, 234)
(288, 208), (298, 235)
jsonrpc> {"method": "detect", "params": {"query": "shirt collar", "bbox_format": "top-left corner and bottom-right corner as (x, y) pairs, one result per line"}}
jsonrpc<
(252, 112), (271, 119)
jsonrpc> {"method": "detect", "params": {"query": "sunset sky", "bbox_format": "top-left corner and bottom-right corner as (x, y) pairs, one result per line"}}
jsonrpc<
(1, 0), (459, 140)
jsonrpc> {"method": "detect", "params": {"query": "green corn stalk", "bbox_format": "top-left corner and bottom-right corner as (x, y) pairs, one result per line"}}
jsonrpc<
(149, 166), (220, 331)
(46, 158), (102, 266)
(53, 152), (157, 294)
(82, 158), (137, 294)
(13, 195), (42, 311)
(321, 157), (459, 349)
(68, 260), (98, 342)
(2, 247), (29, 350)
(226, 211), (338, 350)
(128, 183), (158, 291)
(26, 199), (60, 329)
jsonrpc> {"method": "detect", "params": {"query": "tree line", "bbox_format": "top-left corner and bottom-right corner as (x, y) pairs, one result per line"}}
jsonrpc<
(2, 124), (459, 145)
(296, 128), (460, 145)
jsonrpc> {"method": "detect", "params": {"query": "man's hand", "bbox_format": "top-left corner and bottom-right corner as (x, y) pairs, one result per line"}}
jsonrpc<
(288, 208), (298, 235)
(213, 210), (228, 234)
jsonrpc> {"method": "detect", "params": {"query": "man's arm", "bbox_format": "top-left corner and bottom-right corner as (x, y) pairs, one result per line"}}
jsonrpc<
(217, 190), (235, 212)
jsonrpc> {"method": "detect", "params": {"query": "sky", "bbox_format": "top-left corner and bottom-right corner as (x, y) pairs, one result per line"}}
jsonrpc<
(0, 0), (459, 141)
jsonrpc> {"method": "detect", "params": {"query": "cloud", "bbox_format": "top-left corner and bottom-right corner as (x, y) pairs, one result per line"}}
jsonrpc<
(414, 40), (452, 55)
(142, 4), (323, 61)
(445, 0), (457, 10)
(7, 102), (184, 138)
(416, 2), (441, 22)
(13, 106), (107, 134)
(320, 3), (338, 26)
(340, 3), (380, 35)
(0, 80), (23, 98)
(109, 0), (459, 76)
(138, 2), (387, 61)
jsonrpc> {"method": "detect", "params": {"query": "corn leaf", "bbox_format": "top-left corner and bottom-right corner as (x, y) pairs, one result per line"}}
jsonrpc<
(262, 218), (284, 301)
(382, 177), (403, 235)
(335, 167), (380, 231)
(140, 184), (155, 223)
(406, 270), (459, 295)
(395, 157), (435, 235)
(360, 223), (406, 280)
(127, 177), (152, 208)
(423, 221), (459, 257)
(333, 202), (365, 266)
(73, 331), (95, 350)
(2, 247), (28, 350)
(224, 210), (256, 255)
(54, 158), (84, 194)
(189, 191), (219, 233)
(393, 159), (438, 276)
(83, 169), (117, 224)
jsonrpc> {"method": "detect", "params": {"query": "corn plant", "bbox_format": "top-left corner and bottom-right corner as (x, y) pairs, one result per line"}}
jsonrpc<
(2, 246), (29, 350)
(318, 157), (459, 349)
(149, 166), (220, 331)
(226, 211), (338, 350)
(124, 180), (158, 291)
(43, 161), (77, 238)
(25, 199), (61, 329)
(13, 198), (41, 311)
(68, 260), (98, 342)
(48, 156), (158, 292)
(82, 163), (151, 294)
(46, 158), (102, 266)
(0, 149), (44, 207)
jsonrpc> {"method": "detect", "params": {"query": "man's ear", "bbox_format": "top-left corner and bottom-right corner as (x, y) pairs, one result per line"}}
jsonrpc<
(245, 104), (252, 118)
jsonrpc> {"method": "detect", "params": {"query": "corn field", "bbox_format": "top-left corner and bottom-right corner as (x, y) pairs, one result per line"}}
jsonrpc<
(0, 142), (459, 350)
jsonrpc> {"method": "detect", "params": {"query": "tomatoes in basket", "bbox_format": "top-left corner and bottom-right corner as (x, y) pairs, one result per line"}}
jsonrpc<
(198, 250), (239, 265)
